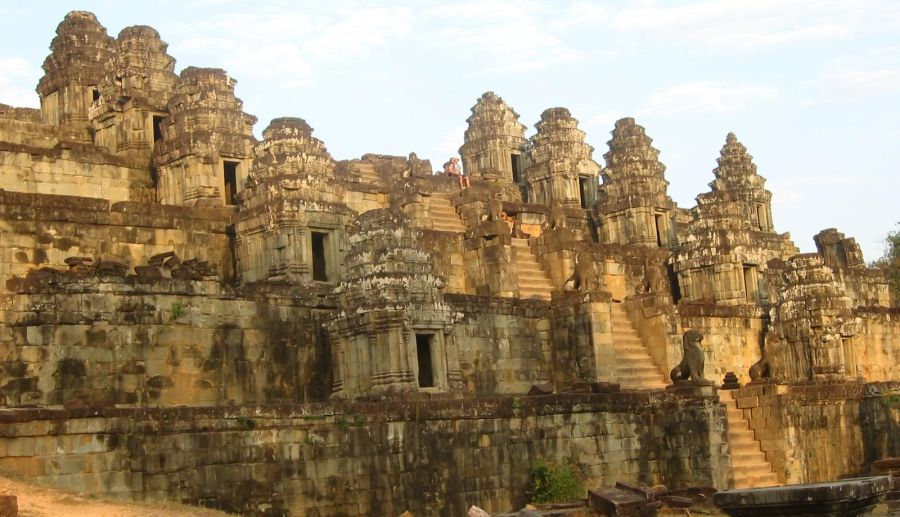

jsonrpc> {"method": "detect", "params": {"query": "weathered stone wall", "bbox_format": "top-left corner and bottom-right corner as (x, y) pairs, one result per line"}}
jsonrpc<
(855, 309), (900, 382)
(447, 294), (551, 394)
(0, 118), (154, 202)
(0, 277), (333, 407)
(731, 381), (900, 485)
(0, 392), (729, 516)
(0, 191), (235, 282)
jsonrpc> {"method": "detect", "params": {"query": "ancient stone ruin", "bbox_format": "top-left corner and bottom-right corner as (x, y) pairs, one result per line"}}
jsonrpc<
(0, 10), (896, 517)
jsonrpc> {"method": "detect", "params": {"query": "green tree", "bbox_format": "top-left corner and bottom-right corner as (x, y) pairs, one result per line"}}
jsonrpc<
(873, 223), (900, 303)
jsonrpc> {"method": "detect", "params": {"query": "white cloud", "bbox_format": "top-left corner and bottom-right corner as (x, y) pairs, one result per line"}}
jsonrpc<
(0, 57), (39, 107)
(424, 1), (586, 72)
(813, 46), (900, 101)
(604, 0), (900, 52)
(639, 81), (778, 117)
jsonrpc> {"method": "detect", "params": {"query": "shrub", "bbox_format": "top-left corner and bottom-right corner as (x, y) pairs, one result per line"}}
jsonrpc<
(530, 459), (584, 503)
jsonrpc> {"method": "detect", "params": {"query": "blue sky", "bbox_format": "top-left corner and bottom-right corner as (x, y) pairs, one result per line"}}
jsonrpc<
(0, 1), (898, 260)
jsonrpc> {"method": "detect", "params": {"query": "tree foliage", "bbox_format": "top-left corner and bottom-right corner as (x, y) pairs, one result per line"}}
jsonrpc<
(873, 223), (900, 303)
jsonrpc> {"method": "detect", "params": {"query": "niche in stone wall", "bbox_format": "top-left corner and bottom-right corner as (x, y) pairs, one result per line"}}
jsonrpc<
(511, 153), (522, 183)
(654, 213), (666, 247)
(310, 230), (336, 282)
(412, 330), (448, 391)
(223, 160), (239, 205)
(152, 114), (164, 143)
(415, 333), (435, 388)
(579, 176), (591, 209)
(743, 264), (759, 303)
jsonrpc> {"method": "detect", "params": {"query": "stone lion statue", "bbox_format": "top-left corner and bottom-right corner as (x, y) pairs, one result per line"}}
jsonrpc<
(670, 330), (711, 385)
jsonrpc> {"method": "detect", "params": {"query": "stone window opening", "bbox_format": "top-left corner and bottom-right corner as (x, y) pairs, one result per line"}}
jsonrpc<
(415, 333), (435, 388)
(654, 213), (666, 247)
(511, 153), (522, 183)
(152, 115), (164, 142)
(743, 264), (759, 303)
(756, 204), (768, 231)
(223, 160), (239, 205)
(311, 231), (331, 282)
(90, 86), (100, 103)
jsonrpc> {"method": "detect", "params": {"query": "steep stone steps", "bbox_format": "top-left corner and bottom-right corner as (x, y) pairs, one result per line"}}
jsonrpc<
(511, 238), (553, 300)
(609, 302), (668, 390)
(725, 393), (779, 489)
(424, 195), (466, 232)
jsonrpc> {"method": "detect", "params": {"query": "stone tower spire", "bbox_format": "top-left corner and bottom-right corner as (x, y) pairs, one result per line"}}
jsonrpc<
(251, 117), (335, 180)
(37, 11), (115, 130)
(524, 107), (600, 208)
(596, 117), (675, 247)
(670, 132), (797, 306)
(153, 67), (257, 206)
(236, 117), (349, 285)
(91, 25), (177, 158)
(458, 91), (527, 198)
(695, 133), (774, 231)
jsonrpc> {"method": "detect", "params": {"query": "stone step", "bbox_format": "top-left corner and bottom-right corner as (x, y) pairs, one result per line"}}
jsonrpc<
(725, 395), (779, 490)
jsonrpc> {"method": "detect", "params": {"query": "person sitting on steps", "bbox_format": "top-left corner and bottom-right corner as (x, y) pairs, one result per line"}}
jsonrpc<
(443, 157), (469, 188)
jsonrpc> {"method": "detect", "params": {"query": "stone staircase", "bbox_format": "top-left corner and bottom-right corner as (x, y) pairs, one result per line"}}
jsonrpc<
(352, 162), (380, 184)
(511, 238), (553, 301)
(725, 392), (779, 489)
(424, 195), (467, 232)
(609, 302), (668, 390)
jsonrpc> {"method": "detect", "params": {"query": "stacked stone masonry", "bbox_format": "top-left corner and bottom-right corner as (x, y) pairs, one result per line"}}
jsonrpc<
(0, 10), (896, 516)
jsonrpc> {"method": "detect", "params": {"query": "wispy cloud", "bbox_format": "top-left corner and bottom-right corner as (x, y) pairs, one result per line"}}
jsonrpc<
(638, 81), (778, 117)
(424, 1), (586, 72)
(597, 0), (900, 52)
(812, 46), (900, 102)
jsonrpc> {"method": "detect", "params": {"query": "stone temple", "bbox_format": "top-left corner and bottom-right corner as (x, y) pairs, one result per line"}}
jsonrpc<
(0, 10), (896, 517)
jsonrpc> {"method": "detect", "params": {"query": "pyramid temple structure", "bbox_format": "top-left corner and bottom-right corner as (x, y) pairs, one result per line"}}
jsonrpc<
(0, 11), (895, 516)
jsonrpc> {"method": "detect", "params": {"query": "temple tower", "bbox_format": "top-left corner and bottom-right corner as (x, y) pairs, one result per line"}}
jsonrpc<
(766, 254), (859, 381)
(153, 67), (257, 206)
(596, 117), (675, 247)
(37, 11), (115, 132)
(671, 133), (797, 305)
(696, 133), (774, 231)
(523, 107), (600, 208)
(236, 117), (351, 284)
(458, 91), (528, 199)
(90, 25), (177, 161)
(327, 210), (461, 398)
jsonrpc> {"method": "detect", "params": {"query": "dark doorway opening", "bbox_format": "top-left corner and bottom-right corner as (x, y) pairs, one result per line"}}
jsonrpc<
(223, 161), (238, 205)
(91, 87), (100, 102)
(311, 231), (328, 282)
(579, 177), (591, 209)
(666, 264), (682, 304)
(415, 334), (434, 388)
(511, 154), (522, 183)
(152, 115), (164, 142)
